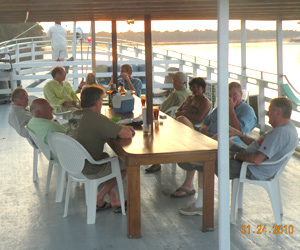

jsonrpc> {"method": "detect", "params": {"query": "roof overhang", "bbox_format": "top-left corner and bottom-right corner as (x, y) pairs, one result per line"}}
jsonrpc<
(0, 0), (300, 23)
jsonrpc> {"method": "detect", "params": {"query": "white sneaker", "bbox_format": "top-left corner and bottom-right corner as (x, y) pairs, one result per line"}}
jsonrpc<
(179, 202), (203, 216)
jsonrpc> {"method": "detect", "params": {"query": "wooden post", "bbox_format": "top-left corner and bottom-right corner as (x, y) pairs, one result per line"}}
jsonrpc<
(111, 20), (118, 87)
(91, 20), (96, 75)
(144, 15), (153, 130)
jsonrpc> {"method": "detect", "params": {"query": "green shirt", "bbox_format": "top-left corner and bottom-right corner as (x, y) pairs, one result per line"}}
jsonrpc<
(160, 86), (191, 114)
(43, 79), (78, 111)
(68, 109), (123, 176)
(27, 117), (67, 159)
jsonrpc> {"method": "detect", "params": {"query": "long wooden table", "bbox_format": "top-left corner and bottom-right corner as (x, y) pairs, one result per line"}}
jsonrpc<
(102, 99), (218, 238)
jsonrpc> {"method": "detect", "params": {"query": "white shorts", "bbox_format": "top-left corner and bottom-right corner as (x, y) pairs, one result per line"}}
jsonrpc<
(52, 49), (67, 60)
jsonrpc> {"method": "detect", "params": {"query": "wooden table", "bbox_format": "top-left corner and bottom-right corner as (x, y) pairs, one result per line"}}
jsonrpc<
(102, 99), (218, 238)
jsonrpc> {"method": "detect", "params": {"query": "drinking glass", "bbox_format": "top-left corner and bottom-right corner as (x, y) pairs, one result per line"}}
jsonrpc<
(141, 94), (146, 107)
(153, 106), (159, 121)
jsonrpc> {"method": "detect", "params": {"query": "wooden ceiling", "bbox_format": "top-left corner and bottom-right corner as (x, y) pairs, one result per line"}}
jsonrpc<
(0, 0), (300, 23)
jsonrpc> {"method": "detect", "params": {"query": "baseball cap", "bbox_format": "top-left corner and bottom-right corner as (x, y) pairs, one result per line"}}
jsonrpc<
(168, 71), (186, 84)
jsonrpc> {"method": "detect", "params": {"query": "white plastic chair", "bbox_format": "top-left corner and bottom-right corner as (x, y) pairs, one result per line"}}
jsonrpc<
(164, 105), (179, 118)
(26, 137), (40, 181)
(26, 127), (65, 203)
(230, 150), (295, 225)
(48, 132), (126, 224)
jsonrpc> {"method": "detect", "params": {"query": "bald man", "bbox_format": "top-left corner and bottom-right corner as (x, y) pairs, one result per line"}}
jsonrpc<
(8, 87), (32, 139)
(27, 98), (66, 146)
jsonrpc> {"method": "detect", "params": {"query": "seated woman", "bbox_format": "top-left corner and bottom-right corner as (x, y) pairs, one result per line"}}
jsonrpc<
(175, 77), (211, 128)
(145, 77), (211, 173)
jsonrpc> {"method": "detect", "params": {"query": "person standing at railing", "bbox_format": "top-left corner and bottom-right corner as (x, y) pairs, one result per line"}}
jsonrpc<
(47, 22), (67, 61)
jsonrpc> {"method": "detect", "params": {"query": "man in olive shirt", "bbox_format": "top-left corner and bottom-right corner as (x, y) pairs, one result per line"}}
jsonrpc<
(145, 71), (191, 173)
(68, 85), (135, 212)
(160, 71), (191, 115)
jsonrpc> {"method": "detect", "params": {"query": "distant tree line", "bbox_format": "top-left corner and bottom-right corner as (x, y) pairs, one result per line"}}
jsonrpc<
(0, 23), (44, 43)
(97, 29), (300, 43)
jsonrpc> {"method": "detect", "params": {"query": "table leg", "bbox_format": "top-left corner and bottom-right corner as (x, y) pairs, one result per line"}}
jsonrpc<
(202, 160), (215, 231)
(127, 164), (141, 238)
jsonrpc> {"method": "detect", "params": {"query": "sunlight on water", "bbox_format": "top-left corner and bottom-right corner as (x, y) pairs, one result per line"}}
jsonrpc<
(161, 41), (300, 93)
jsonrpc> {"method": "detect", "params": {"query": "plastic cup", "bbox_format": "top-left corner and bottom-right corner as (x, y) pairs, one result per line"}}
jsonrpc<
(153, 107), (159, 120)
(141, 95), (146, 107)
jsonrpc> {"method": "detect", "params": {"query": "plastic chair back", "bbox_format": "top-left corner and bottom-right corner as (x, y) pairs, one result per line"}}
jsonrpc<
(48, 133), (93, 179)
(164, 106), (179, 118)
(27, 127), (51, 161)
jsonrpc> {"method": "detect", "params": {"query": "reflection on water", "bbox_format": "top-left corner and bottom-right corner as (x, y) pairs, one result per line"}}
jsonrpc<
(161, 41), (300, 93)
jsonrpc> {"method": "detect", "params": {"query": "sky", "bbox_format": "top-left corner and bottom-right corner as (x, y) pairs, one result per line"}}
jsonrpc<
(40, 20), (300, 34)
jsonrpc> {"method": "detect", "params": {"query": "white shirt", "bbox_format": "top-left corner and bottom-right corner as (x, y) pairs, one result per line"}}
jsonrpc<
(47, 24), (67, 50)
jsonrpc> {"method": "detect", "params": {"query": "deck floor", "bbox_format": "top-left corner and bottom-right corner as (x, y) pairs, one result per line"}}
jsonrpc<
(1, 102), (300, 250)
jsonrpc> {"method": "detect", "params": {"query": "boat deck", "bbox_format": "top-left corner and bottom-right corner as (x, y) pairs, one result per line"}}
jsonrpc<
(1, 102), (300, 250)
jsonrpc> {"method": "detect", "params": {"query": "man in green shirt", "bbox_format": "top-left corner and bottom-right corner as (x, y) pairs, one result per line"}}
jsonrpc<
(145, 71), (191, 173)
(27, 98), (67, 159)
(43, 66), (85, 112)
(159, 71), (191, 115)
(68, 85), (135, 212)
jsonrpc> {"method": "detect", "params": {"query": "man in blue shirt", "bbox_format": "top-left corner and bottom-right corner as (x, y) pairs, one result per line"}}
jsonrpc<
(172, 82), (257, 200)
(109, 64), (142, 97)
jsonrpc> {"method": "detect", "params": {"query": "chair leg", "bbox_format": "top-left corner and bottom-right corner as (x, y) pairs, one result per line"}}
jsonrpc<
(55, 165), (66, 203)
(45, 162), (53, 195)
(237, 182), (244, 209)
(33, 147), (39, 182)
(86, 181), (98, 224)
(115, 171), (126, 215)
(265, 182), (282, 225)
(230, 178), (240, 224)
(64, 176), (72, 217)
(275, 179), (283, 215)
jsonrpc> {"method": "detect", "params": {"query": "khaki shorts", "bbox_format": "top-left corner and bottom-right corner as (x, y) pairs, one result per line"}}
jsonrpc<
(82, 153), (126, 180)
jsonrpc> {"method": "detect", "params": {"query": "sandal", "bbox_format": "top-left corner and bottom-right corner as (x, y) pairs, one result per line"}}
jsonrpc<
(96, 202), (112, 212)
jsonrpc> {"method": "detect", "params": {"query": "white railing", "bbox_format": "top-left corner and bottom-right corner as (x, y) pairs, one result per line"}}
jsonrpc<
(1, 36), (300, 137)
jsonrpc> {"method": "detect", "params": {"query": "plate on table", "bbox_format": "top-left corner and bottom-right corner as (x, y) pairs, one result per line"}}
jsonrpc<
(132, 118), (143, 126)
(118, 119), (132, 125)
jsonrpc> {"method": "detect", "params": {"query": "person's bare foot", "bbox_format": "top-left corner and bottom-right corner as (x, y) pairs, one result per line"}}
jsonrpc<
(171, 186), (195, 198)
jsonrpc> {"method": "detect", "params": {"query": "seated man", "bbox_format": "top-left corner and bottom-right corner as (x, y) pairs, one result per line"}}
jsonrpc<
(43, 66), (85, 112)
(8, 87), (32, 139)
(145, 71), (191, 173)
(27, 98), (67, 147)
(179, 97), (298, 216)
(109, 64), (142, 97)
(68, 85), (135, 212)
(160, 71), (191, 115)
(172, 81), (257, 198)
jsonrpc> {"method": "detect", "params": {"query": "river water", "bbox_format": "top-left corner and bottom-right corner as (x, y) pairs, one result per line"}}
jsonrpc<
(160, 41), (300, 92)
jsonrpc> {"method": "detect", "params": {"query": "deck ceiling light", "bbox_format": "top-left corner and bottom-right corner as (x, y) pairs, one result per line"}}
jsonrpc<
(25, 10), (29, 23)
(126, 19), (135, 25)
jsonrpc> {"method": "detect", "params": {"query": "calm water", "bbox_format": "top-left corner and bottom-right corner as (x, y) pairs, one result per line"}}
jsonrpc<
(161, 41), (300, 92)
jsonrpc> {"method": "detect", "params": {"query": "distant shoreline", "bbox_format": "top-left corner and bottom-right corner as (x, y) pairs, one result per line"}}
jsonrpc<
(153, 38), (292, 46)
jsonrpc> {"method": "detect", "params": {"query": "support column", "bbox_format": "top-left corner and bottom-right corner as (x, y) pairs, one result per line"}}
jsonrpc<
(276, 20), (284, 97)
(111, 20), (118, 87)
(241, 20), (247, 89)
(144, 15), (154, 129)
(91, 20), (96, 74)
(217, 0), (230, 249)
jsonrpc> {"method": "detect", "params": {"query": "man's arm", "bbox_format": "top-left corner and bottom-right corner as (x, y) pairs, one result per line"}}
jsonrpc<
(160, 92), (177, 113)
(230, 150), (267, 165)
(121, 73), (138, 95)
(118, 126), (135, 138)
(229, 126), (255, 145)
(229, 98), (241, 130)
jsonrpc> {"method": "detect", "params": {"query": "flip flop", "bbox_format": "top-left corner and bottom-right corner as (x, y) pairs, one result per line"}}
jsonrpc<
(170, 187), (196, 198)
(96, 202), (112, 212)
(113, 201), (127, 213)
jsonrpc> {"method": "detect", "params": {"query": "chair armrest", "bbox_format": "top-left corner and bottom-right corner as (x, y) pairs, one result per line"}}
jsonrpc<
(85, 155), (119, 166)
